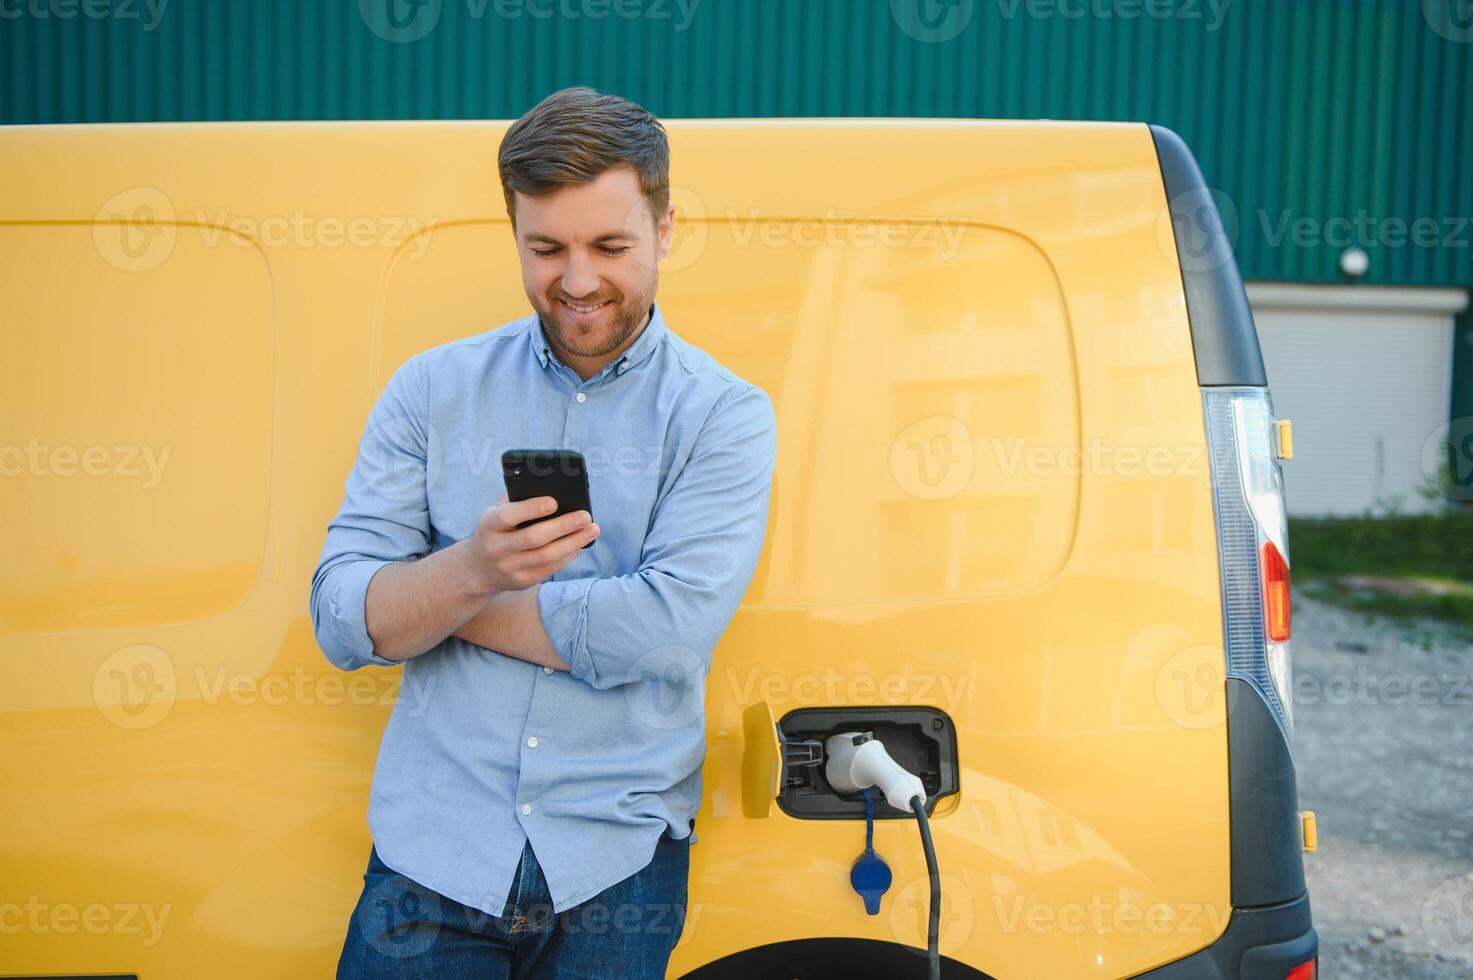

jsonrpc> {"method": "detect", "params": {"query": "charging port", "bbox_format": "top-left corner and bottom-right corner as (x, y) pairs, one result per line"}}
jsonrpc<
(775, 706), (958, 820)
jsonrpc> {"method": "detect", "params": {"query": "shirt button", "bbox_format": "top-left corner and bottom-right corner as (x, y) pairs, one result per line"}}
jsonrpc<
(575, 392), (587, 403)
(542, 666), (554, 675)
(521, 804), (532, 816)
(527, 736), (539, 748)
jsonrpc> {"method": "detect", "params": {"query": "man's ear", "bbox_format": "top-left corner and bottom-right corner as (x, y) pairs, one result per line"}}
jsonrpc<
(655, 203), (676, 262)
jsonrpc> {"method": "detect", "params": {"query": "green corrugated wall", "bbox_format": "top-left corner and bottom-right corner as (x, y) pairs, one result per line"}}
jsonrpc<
(2, 0), (1469, 290)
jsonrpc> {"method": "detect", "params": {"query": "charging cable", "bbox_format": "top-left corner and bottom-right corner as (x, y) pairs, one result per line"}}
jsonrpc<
(825, 732), (942, 980)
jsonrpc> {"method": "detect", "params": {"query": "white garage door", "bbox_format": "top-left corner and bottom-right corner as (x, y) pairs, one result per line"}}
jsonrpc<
(1246, 283), (1467, 517)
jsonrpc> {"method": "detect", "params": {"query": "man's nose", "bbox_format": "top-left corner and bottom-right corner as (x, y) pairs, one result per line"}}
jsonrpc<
(561, 253), (602, 299)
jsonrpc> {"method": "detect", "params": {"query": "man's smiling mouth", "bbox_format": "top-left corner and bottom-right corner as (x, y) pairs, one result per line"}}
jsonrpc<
(561, 299), (612, 317)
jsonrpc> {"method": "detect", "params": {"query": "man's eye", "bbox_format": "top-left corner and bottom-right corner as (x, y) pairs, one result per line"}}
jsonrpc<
(531, 246), (627, 257)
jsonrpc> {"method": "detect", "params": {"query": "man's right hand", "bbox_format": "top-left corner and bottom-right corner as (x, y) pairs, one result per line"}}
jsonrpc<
(459, 494), (600, 596)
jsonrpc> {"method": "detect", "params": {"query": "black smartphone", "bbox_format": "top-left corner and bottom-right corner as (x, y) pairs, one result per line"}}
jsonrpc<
(500, 449), (595, 549)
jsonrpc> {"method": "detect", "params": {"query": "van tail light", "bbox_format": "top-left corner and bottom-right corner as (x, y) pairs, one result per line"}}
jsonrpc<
(1203, 387), (1295, 738)
(1262, 540), (1291, 642)
(1286, 960), (1316, 980)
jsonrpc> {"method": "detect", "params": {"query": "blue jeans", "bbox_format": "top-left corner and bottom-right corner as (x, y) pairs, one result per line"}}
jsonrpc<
(336, 833), (691, 979)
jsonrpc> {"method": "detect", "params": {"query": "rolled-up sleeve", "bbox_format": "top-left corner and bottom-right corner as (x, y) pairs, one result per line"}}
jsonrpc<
(309, 355), (432, 671)
(537, 384), (777, 689)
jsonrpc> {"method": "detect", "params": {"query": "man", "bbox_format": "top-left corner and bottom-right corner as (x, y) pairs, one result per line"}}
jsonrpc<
(310, 86), (777, 978)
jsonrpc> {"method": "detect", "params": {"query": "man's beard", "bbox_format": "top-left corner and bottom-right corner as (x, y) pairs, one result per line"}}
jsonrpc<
(534, 277), (656, 360)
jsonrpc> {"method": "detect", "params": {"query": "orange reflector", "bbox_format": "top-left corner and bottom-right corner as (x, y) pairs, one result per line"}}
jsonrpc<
(1261, 540), (1291, 641)
(1286, 960), (1316, 980)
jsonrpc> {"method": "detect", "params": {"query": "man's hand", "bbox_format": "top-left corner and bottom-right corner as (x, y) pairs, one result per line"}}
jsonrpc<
(360, 495), (598, 664)
(457, 494), (601, 595)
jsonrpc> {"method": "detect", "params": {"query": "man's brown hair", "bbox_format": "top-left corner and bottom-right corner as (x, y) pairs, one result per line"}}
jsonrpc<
(498, 86), (670, 232)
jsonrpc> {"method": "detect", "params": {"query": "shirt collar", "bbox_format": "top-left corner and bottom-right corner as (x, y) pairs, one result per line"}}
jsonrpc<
(531, 301), (668, 380)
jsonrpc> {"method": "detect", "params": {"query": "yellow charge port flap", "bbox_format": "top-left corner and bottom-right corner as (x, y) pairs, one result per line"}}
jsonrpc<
(742, 701), (783, 818)
(1276, 419), (1294, 459)
(1301, 810), (1317, 853)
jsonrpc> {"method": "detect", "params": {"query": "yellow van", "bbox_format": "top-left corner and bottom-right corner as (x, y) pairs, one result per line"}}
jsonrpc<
(0, 119), (1314, 979)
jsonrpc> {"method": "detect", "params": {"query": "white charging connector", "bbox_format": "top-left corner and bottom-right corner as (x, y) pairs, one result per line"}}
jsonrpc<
(823, 732), (927, 812)
(824, 731), (942, 980)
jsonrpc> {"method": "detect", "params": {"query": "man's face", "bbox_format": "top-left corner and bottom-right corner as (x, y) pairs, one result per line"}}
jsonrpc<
(513, 166), (673, 362)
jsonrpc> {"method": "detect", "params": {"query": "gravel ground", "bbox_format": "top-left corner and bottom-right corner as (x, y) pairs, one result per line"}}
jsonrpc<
(1292, 592), (1473, 978)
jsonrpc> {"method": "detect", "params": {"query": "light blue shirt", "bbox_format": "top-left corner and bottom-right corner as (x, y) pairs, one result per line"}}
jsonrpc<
(309, 301), (776, 917)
